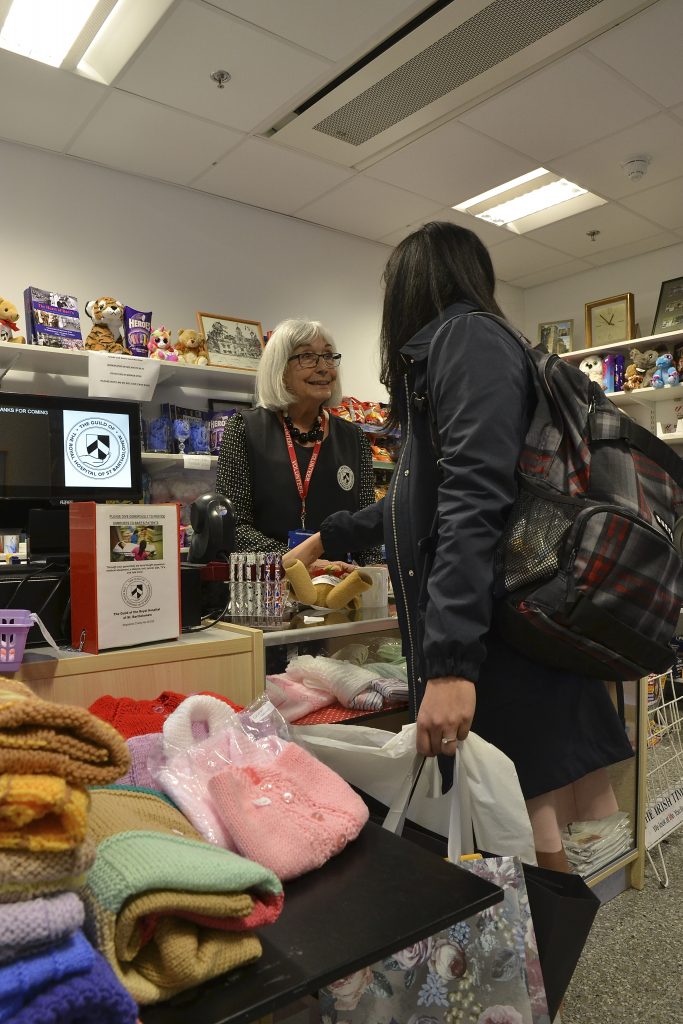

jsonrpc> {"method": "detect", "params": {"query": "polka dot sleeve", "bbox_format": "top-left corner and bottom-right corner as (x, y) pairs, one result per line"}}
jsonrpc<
(355, 428), (384, 565)
(215, 413), (288, 555)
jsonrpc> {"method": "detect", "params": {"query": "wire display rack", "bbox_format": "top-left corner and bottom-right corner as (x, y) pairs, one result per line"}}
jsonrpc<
(644, 670), (683, 887)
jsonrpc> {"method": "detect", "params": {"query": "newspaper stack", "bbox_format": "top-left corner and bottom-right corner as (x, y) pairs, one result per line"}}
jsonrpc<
(562, 811), (633, 876)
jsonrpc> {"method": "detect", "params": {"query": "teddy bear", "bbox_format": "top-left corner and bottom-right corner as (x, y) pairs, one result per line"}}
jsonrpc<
(84, 297), (128, 354)
(630, 347), (660, 389)
(651, 353), (680, 389)
(0, 297), (25, 343)
(623, 363), (644, 391)
(579, 355), (604, 387)
(148, 326), (178, 361)
(175, 328), (209, 366)
(284, 559), (372, 611)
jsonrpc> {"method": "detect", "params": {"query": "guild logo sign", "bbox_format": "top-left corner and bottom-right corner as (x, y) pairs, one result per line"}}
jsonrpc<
(337, 465), (355, 491)
(121, 576), (152, 609)
(65, 416), (128, 481)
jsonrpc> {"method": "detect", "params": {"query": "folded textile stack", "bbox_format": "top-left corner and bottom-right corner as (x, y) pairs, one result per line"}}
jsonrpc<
(562, 811), (633, 876)
(0, 679), (137, 1023)
(84, 786), (283, 1004)
(268, 654), (409, 719)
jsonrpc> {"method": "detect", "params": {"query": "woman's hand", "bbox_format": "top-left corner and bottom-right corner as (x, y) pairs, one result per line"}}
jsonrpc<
(282, 533), (324, 570)
(416, 677), (476, 757)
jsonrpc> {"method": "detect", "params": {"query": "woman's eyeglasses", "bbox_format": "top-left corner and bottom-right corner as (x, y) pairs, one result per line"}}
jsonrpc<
(287, 351), (342, 369)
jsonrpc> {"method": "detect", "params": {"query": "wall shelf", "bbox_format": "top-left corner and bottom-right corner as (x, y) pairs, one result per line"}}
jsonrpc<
(0, 340), (256, 398)
(372, 460), (395, 471)
(560, 327), (683, 363)
(142, 452), (218, 470)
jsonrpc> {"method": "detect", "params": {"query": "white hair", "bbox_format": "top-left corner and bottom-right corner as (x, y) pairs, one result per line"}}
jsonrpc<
(256, 319), (343, 411)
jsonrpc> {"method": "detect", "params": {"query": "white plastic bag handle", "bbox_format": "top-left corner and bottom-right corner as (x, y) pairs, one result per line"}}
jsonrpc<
(382, 753), (426, 834)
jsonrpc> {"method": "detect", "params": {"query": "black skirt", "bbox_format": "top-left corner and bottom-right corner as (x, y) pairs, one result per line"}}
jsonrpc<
(472, 631), (635, 800)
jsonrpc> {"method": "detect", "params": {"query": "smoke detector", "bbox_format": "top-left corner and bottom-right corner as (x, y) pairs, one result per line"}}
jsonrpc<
(622, 157), (650, 182)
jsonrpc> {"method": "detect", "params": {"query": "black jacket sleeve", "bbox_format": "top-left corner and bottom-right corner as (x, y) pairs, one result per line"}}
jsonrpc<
(421, 315), (530, 683)
(321, 496), (385, 561)
(215, 413), (288, 555)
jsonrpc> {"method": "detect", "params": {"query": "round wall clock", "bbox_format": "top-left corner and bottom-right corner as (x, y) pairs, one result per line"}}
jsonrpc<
(584, 293), (635, 347)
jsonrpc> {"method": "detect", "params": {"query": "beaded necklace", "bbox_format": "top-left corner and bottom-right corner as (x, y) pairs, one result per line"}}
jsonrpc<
(282, 410), (324, 444)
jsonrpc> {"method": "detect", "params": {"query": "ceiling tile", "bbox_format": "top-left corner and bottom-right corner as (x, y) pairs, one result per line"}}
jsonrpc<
(583, 231), (680, 267)
(117, 0), (331, 133)
(364, 119), (537, 206)
(619, 177), (683, 229)
(488, 237), (574, 283)
(295, 176), (441, 240)
(192, 138), (352, 213)
(205, 1), (429, 61)
(586, 0), (683, 108)
(525, 202), (662, 257)
(69, 92), (243, 183)
(510, 260), (593, 289)
(547, 114), (683, 201)
(379, 206), (510, 249)
(459, 51), (658, 162)
(0, 50), (104, 152)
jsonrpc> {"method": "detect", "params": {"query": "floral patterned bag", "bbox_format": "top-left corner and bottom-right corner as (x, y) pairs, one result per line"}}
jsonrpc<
(319, 857), (549, 1024)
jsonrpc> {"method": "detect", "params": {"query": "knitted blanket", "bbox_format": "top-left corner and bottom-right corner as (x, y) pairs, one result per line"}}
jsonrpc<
(0, 680), (130, 785)
(84, 787), (283, 1004)
(9, 945), (137, 1024)
(0, 892), (84, 965)
(0, 928), (94, 1022)
(0, 774), (89, 852)
(0, 837), (96, 903)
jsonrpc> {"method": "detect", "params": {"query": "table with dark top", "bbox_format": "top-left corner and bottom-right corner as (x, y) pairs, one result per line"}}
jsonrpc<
(140, 821), (502, 1024)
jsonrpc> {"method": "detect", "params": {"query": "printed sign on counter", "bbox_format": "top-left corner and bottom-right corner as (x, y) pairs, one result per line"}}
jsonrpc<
(69, 502), (180, 653)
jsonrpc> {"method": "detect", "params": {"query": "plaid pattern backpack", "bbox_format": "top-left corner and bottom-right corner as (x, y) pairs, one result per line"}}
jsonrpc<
(431, 313), (683, 681)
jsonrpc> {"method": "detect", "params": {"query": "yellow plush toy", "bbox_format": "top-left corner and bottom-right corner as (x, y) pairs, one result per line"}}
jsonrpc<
(0, 297), (25, 343)
(285, 560), (372, 611)
(175, 328), (209, 366)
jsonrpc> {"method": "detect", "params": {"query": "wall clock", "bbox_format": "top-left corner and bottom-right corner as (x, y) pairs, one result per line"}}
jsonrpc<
(584, 293), (635, 347)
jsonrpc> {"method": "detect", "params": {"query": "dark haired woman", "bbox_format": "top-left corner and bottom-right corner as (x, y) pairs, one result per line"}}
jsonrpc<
(287, 221), (633, 869)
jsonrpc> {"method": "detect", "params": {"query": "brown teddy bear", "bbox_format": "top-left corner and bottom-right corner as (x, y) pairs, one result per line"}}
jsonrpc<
(285, 559), (372, 611)
(175, 329), (209, 366)
(630, 347), (660, 389)
(0, 297), (25, 343)
(84, 297), (128, 354)
(622, 363), (644, 391)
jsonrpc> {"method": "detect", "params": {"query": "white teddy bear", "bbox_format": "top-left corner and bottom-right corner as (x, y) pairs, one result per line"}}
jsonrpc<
(579, 355), (605, 388)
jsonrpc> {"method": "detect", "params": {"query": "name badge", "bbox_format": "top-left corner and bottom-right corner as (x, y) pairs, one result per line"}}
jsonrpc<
(288, 529), (314, 549)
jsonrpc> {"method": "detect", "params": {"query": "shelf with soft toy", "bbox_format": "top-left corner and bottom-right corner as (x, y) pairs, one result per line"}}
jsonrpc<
(0, 297), (26, 345)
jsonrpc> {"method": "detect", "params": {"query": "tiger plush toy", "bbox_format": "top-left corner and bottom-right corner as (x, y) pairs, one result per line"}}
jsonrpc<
(84, 296), (128, 354)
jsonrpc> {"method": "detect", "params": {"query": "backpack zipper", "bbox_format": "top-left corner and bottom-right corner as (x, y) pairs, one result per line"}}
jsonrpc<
(561, 502), (677, 574)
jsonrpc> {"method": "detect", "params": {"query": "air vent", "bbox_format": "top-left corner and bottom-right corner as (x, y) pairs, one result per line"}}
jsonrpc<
(314, 0), (602, 146)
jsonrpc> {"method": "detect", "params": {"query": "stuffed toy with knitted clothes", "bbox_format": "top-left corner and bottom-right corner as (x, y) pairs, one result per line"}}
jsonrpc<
(149, 692), (368, 879)
(285, 558), (372, 610)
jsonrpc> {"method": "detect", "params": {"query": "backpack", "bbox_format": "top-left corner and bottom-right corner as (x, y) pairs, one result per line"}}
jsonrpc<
(427, 312), (683, 682)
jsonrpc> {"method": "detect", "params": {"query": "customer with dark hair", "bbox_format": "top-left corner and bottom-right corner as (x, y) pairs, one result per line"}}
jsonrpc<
(287, 221), (633, 870)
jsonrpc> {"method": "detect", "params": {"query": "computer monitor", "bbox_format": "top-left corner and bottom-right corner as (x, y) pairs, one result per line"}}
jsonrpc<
(0, 392), (143, 540)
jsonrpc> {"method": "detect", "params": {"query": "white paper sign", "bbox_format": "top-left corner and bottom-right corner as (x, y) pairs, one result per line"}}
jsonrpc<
(645, 778), (683, 847)
(96, 504), (179, 650)
(88, 353), (160, 401)
(183, 453), (212, 470)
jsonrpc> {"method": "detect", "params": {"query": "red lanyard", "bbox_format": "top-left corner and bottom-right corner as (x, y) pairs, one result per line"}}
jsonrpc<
(282, 411), (326, 529)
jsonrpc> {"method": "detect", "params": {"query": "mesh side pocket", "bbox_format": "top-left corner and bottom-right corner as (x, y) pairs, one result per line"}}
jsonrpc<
(494, 486), (579, 596)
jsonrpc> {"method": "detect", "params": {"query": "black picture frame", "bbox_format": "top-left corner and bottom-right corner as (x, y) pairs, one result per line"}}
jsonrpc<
(652, 276), (683, 335)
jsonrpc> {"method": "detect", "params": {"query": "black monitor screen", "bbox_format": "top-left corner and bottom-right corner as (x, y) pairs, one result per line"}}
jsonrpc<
(0, 393), (143, 502)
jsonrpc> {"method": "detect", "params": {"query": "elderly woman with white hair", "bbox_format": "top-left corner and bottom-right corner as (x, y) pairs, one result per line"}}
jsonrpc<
(216, 318), (380, 561)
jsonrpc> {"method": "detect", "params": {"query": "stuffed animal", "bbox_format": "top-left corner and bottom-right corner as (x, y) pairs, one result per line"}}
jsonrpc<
(85, 297), (127, 354)
(674, 343), (683, 376)
(284, 560), (372, 611)
(148, 326), (178, 361)
(623, 363), (644, 391)
(579, 355), (604, 387)
(0, 297), (25, 343)
(175, 328), (209, 366)
(651, 353), (679, 389)
(632, 348), (660, 389)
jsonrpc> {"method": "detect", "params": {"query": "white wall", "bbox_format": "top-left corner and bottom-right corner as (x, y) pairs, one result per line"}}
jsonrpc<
(0, 140), (392, 400)
(521, 242), (683, 348)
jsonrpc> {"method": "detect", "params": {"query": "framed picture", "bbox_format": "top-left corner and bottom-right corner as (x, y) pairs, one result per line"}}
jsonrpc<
(196, 312), (264, 370)
(584, 293), (634, 348)
(537, 319), (574, 354)
(652, 277), (683, 336)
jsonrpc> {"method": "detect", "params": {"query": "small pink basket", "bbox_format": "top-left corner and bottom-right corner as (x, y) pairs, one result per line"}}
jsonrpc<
(0, 610), (33, 671)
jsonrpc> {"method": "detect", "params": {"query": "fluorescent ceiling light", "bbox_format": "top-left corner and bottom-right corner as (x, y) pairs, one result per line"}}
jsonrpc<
(0, 0), (99, 66)
(76, 0), (174, 85)
(454, 169), (606, 235)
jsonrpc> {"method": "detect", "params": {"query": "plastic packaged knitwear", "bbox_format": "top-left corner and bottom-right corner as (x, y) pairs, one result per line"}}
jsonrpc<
(228, 551), (285, 622)
(152, 694), (291, 847)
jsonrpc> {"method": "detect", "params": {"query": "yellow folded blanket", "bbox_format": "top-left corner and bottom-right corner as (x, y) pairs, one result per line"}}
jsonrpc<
(0, 774), (89, 851)
(0, 680), (130, 786)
